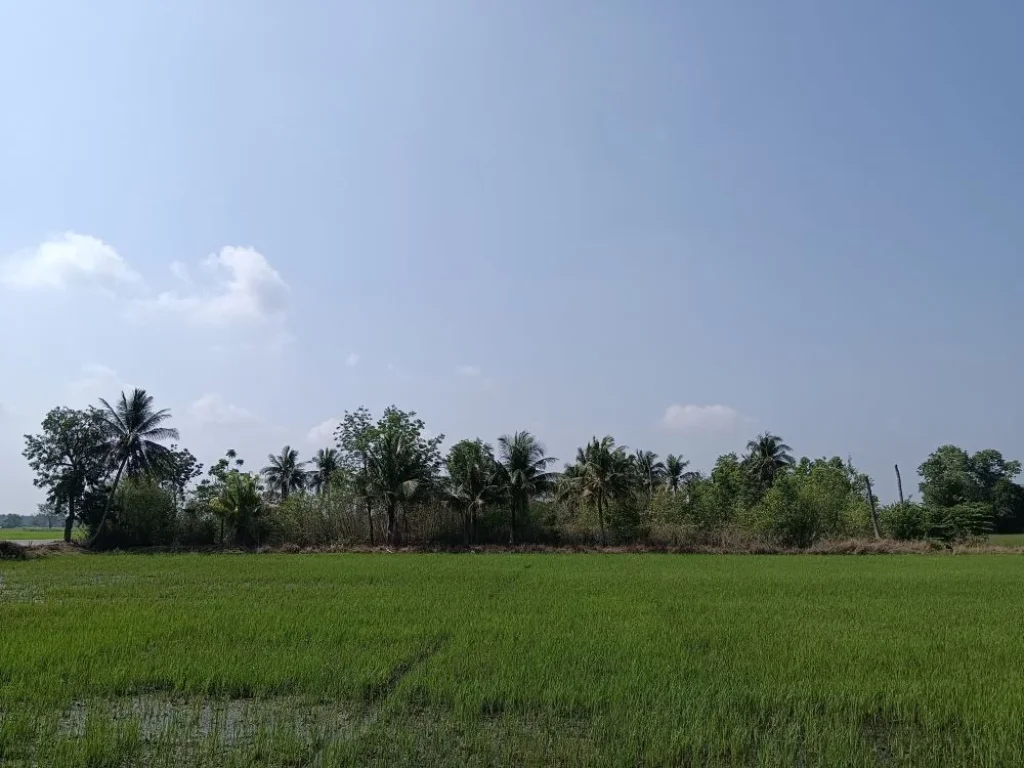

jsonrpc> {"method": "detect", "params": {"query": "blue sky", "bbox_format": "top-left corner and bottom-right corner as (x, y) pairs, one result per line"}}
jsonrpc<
(2, 0), (1022, 513)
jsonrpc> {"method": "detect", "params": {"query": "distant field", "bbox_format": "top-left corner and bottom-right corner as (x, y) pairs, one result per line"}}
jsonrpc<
(3, 554), (1024, 766)
(990, 533), (1024, 547)
(0, 527), (66, 541)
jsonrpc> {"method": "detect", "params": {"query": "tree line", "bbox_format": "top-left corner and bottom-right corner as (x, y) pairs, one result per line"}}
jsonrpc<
(20, 389), (1024, 549)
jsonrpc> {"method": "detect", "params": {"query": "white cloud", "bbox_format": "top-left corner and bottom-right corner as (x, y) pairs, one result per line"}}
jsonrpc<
(457, 364), (482, 377)
(68, 364), (128, 405)
(169, 261), (191, 282)
(345, 353), (360, 367)
(137, 246), (288, 326)
(662, 404), (739, 433)
(189, 394), (258, 426)
(307, 418), (339, 444)
(1, 233), (141, 290)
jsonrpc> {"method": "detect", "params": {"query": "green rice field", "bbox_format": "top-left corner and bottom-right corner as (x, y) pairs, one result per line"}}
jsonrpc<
(2, 553), (1023, 766)
(0, 527), (66, 541)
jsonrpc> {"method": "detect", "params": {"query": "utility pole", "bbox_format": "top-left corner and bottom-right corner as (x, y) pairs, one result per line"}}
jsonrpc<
(865, 475), (880, 539)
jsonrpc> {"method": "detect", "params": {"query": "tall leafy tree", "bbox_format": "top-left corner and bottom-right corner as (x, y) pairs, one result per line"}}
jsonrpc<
(91, 389), (179, 546)
(261, 445), (308, 499)
(23, 407), (108, 542)
(446, 439), (499, 544)
(310, 447), (341, 494)
(744, 432), (795, 493)
(363, 408), (442, 545)
(562, 436), (634, 545)
(918, 445), (1024, 532)
(155, 445), (203, 507)
(335, 407), (379, 543)
(496, 431), (557, 545)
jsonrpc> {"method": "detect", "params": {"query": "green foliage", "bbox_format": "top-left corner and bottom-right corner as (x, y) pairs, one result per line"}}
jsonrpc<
(22, 406), (109, 540)
(664, 453), (694, 494)
(880, 501), (930, 540)
(89, 389), (179, 547)
(309, 447), (340, 494)
(362, 407), (444, 545)
(559, 436), (635, 544)
(743, 432), (795, 495)
(496, 431), (556, 545)
(111, 478), (177, 547)
(19, 390), (1024, 550)
(154, 445), (203, 505)
(752, 461), (866, 547)
(272, 488), (359, 546)
(96, 389), (179, 478)
(261, 445), (308, 499)
(210, 472), (266, 546)
(445, 438), (499, 544)
(880, 500), (994, 543)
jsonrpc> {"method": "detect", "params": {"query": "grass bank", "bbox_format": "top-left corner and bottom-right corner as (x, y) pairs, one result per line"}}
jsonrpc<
(2, 554), (1023, 766)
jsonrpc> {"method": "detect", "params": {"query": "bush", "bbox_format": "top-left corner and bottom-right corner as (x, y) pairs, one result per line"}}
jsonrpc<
(83, 479), (177, 549)
(880, 501), (993, 543)
(751, 465), (865, 548)
(880, 502), (929, 540)
(115, 479), (177, 547)
(271, 492), (361, 547)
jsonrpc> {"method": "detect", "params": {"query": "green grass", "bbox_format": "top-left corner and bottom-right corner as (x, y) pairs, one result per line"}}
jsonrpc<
(2, 553), (1024, 766)
(0, 527), (66, 541)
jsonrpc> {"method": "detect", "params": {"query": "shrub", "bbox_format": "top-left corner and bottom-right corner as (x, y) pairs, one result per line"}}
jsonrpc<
(880, 501), (929, 540)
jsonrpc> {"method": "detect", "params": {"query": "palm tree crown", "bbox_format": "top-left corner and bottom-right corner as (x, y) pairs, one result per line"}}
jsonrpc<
(97, 389), (179, 477)
(262, 445), (308, 499)
(632, 449), (666, 498)
(744, 432), (795, 490)
(365, 429), (433, 544)
(665, 454), (697, 494)
(496, 431), (557, 544)
(310, 447), (340, 494)
(446, 439), (498, 544)
(563, 436), (634, 544)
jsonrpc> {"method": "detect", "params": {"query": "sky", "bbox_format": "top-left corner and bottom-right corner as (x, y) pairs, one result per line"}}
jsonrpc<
(2, 0), (1022, 513)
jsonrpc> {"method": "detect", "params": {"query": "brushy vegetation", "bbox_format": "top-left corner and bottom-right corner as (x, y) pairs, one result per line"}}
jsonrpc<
(16, 391), (1024, 552)
(2, 553), (1024, 766)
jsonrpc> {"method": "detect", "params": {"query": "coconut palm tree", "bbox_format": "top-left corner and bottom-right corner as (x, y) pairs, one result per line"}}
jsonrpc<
(88, 389), (179, 547)
(210, 471), (263, 546)
(261, 445), (308, 499)
(309, 447), (340, 494)
(744, 432), (795, 491)
(495, 431), (557, 545)
(365, 429), (432, 545)
(446, 439), (499, 544)
(632, 449), (666, 509)
(665, 454), (696, 494)
(562, 436), (634, 545)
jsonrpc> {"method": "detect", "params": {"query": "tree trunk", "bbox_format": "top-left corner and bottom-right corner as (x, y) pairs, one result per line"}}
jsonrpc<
(509, 500), (517, 546)
(865, 475), (880, 539)
(366, 500), (374, 545)
(895, 464), (905, 504)
(88, 458), (126, 549)
(387, 500), (398, 546)
(64, 497), (75, 543)
(598, 495), (607, 546)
